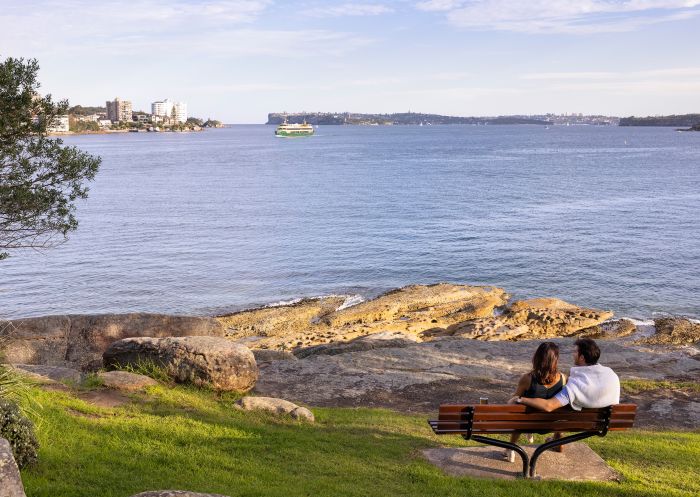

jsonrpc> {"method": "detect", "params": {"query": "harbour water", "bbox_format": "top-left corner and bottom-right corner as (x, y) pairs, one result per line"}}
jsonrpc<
(1, 125), (699, 319)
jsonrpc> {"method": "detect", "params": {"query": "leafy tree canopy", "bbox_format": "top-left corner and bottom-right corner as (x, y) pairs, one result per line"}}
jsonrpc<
(0, 57), (100, 260)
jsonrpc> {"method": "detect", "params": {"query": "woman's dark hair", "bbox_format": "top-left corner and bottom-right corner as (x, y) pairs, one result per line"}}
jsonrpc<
(574, 338), (601, 365)
(531, 342), (560, 385)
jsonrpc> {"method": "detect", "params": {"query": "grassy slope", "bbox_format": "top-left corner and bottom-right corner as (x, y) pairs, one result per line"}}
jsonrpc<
(20, 385), (700, 497)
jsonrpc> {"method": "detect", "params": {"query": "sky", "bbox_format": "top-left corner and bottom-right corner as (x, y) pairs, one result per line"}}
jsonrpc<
(1, 0), (700, 123)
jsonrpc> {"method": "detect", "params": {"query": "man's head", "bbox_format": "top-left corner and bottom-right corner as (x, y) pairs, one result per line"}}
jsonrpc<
(573, 338), (600, 366)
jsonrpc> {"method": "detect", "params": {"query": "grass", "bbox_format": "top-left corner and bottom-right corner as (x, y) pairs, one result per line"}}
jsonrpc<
(621, 379), (700, 395)
(20, 384), (700, 497)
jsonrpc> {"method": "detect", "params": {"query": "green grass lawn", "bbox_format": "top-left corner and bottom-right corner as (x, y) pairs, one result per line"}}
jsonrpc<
(20, 384), (700, 497)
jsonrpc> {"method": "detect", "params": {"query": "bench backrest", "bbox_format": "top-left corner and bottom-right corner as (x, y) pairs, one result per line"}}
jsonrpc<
(430, 404), (636, 436)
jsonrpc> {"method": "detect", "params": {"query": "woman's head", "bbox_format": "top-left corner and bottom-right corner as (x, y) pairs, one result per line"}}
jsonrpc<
(532, 342), (560, 384)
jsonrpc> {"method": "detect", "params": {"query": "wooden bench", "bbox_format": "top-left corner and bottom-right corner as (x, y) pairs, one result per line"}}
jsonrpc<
(428, 403), (636, 478)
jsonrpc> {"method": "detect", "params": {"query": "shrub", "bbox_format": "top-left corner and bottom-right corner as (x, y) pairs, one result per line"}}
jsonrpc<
(0, 398), (39, 468)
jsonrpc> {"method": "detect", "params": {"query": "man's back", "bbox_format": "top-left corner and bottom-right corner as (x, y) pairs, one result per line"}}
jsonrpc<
(555, 363), (620, 410)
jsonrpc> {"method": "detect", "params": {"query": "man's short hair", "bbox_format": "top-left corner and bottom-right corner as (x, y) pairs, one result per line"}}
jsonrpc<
(574, 338), (601, 365)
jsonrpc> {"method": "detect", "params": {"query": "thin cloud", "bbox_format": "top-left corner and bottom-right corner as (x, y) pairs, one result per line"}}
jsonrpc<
(0, 1), (374, 58)
(417, 0), (700, 33)
(302, 3), (394, 18)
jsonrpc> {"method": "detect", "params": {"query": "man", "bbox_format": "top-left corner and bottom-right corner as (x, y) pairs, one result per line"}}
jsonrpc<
(511, 338), (620, 411)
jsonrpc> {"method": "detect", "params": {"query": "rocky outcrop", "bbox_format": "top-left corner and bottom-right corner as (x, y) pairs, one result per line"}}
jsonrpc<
(129, 492), (230, 497)
(103, 336), (257, 392)
(0, 437), (26, 497)
(218, 284), (508, 350)
(1, 314), (224, 371)
(578, 319), (637, 339)
(218, 297), (345, 339)
(235, 396), (314, 422)
(443, 298), (613, 341)
(97, 371), (158, 391)
(644, 318), (700, 345)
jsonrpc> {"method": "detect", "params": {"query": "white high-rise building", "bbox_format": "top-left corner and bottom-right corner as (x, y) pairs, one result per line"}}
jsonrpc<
(151, 99), (174, 118)
(173, 102), (187, 123)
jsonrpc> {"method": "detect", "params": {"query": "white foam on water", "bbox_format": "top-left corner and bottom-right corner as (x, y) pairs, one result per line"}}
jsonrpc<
(263, 298), (303, 308)
(336, 294), (366, 311)
(620, 317), (654, 327)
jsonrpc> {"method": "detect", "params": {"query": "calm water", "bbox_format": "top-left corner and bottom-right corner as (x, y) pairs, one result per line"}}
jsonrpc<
(2, 125), (699, 320)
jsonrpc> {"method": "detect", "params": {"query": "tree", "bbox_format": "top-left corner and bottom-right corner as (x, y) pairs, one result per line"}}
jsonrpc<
(0, 57), (100, 260)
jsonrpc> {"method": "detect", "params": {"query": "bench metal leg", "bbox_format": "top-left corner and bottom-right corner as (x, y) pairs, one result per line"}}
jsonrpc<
(529, 432), (597, 478)
(467, 435), (530, 478)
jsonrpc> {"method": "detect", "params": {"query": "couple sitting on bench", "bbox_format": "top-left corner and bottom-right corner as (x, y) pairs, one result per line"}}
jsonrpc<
(504, 337), (621, 462)
(429, 337), (630, 478)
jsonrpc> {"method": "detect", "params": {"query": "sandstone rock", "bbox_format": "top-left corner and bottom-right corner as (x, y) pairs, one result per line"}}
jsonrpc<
(644, 318), (700, 345)
(235, 396), (314, 422)
(129, 492), (230, 497)
(0, 315), (70, 367)
(97, 370), (158, 391)
(0, 437), (27, 497)
(579, 319), (638, 339)
(294, 331), (419, 359)
(218, 284), (508, 351)
(322, 284), (508, 332)
(446, 298), (613, 341)
(252, 349), (298, 363)
(103, 336), (258, 392)
(0, 313), (224, 371)
(11, 364), (83, 384)
(217, 297), (345, 338)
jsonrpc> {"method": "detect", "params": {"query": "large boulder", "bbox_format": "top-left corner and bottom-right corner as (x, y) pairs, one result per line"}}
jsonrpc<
(1, 313), (224, 371)
(235, 396), (314, 422)
(103, 336), (258, 392)
(0, 437), (27, 497)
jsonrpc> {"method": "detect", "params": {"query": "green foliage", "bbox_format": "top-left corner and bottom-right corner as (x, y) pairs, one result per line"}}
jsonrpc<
(112, 358), (171, 383)
(67, 105), (105, 116)
(80, 374), (105, 389)
(19, 385), (700, 497)
(185, 117), (203, 126)
(0, 56), (101, 260)
(0, 398), (39, 468)
(68, 118), (100, 132)
(203, 119), (223, 127)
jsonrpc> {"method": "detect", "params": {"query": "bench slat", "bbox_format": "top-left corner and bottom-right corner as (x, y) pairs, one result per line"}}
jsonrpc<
(437, 404), (636, 414)
(438, 412), (636, 422)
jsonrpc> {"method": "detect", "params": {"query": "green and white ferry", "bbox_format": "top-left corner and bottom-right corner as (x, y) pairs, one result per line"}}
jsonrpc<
(275, 117), (314, 137)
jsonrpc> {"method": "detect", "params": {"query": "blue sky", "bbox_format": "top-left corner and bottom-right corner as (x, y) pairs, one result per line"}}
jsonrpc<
(2, 0), (699, 122)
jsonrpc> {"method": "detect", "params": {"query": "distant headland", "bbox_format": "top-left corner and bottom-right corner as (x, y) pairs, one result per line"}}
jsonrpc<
(267, 112), (618, 126)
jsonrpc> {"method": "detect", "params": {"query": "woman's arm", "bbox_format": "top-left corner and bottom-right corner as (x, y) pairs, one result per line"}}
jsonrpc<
(507, 373), (531, 403)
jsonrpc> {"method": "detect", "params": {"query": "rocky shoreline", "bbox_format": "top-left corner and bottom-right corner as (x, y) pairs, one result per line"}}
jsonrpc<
(2, 282), (698, 428)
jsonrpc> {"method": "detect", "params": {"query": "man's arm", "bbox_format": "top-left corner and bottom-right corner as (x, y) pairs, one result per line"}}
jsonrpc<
(517, 396), (564, 412)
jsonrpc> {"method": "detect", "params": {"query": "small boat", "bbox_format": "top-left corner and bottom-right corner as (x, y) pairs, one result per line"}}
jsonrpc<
(275, 117), (314, 137)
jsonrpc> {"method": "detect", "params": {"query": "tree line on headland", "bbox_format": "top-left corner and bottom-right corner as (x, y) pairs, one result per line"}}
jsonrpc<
(619, 114), (700, 127)
(267, 112), (553, 126)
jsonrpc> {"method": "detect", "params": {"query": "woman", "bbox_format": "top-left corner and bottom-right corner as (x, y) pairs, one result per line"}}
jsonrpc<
(504, 341), (566, 462)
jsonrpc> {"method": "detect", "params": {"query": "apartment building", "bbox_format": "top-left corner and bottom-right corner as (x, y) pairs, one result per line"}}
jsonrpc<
(106, 97), (133, 122)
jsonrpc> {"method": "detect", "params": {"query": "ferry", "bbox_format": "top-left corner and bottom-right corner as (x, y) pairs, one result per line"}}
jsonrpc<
(275, 117), (314, 137)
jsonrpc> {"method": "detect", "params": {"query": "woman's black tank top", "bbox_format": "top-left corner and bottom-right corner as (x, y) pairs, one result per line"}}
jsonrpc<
(523, 373), (564, 399)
